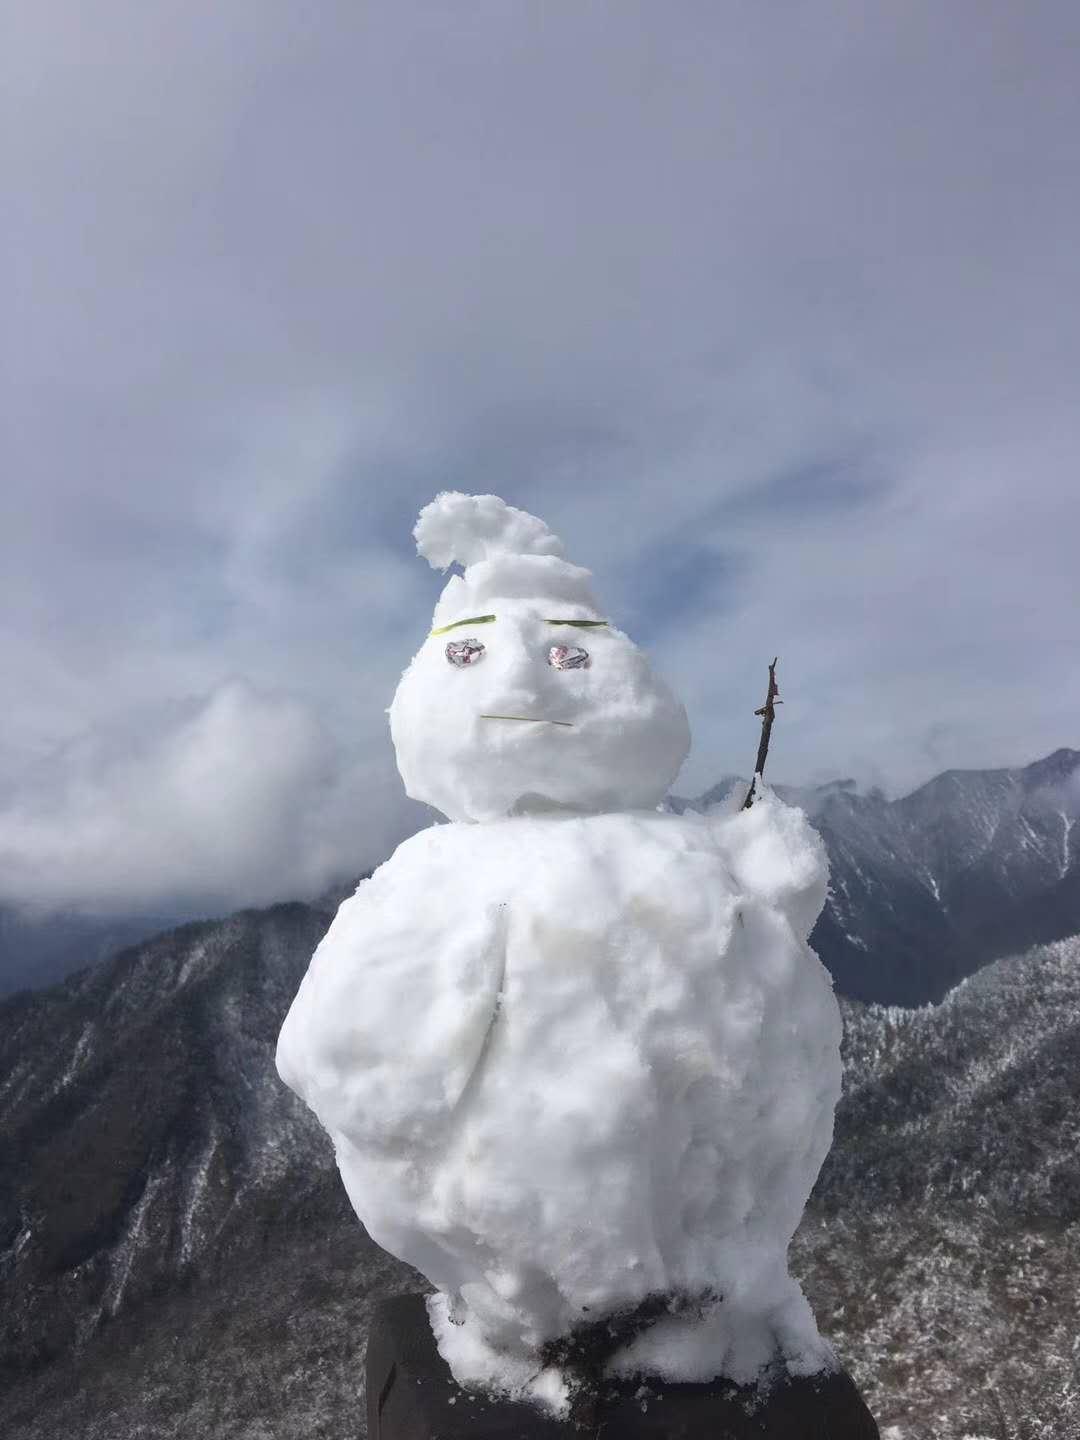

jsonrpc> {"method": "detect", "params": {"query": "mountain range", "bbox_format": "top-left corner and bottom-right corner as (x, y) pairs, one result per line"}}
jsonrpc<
(5, 748), (1078, 1009)
(2, 748), (1078, 1437)
(3, 908), (1075, 1438)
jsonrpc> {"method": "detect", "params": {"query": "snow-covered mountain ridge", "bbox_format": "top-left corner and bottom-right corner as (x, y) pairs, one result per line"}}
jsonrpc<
(2, 900), (1077, 1435)
(674, 746), (1080, 1005)
(4, 747), (1076, 1006)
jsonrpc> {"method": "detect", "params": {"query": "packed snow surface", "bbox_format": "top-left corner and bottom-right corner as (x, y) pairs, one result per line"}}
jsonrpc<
(277, 794), (841, 1407)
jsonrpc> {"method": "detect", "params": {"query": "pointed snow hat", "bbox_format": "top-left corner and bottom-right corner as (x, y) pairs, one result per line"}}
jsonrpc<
(416, 492), (604, 626)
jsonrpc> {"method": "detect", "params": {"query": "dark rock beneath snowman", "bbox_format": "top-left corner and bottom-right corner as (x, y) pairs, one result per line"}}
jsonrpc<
(366, 1292), (880, 1439)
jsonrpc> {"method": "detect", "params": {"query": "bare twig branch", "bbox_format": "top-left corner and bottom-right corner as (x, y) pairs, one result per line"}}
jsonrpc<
(741, 657), (782, 811)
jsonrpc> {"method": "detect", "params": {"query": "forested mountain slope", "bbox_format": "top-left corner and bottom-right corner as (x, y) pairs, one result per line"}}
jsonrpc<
(2, 899), (1076, 1437)
(795, 935), (1080, 1437)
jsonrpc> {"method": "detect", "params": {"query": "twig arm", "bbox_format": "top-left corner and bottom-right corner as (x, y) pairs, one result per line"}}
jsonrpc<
(741, 657), (782, 811)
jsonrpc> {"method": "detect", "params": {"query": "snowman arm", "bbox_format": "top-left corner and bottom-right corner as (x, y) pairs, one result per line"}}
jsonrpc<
(277, 889), (510, 1154)
(712, 790), (829, 940)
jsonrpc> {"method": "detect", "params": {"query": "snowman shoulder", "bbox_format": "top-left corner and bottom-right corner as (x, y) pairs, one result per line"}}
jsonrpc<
(703, 787), (829, 939)
(323, 821), (486, 923)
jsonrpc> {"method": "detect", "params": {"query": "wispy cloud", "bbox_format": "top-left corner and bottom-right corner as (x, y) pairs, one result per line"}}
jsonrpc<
(3, 0), (1078, 919)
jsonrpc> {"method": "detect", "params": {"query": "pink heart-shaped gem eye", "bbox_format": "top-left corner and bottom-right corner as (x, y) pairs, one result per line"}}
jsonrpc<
(446, 639), (486, 666)
(548, 644), (590, 670)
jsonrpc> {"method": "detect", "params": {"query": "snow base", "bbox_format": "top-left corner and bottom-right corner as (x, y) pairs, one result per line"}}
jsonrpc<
(427, 1274), (838, 1419)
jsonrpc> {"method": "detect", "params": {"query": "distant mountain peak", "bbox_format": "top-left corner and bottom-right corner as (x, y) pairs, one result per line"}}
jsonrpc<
(1020, 746), (1080, 792)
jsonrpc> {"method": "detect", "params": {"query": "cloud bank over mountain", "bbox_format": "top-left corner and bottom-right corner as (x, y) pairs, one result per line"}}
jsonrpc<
(0, 682), (425, 914)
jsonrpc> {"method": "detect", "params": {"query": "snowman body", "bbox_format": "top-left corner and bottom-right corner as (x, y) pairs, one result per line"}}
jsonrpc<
(277, 798), (840, 1393)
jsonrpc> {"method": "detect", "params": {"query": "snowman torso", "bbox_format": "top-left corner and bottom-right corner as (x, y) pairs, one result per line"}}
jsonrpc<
(277, 803), (841, 1381)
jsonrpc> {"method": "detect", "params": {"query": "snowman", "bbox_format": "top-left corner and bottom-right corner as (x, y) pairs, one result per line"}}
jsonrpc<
(277, 492), (843, 1415)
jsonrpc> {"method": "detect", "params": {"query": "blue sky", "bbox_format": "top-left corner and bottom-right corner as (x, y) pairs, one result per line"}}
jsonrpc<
(3, 0), (1079, 917)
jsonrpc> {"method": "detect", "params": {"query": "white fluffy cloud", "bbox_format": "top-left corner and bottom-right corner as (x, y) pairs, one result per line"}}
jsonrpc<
(0, 682), (423, 913)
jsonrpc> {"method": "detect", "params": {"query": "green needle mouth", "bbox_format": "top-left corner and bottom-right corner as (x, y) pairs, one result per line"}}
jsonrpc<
(480, 714), (574, 727)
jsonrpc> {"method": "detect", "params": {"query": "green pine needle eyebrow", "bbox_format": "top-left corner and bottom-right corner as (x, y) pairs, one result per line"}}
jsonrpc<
(481, 714), (574, 726)
(430, 614), (496, 636)
(430, 615), (609, 636)
(543, 619), (609, 627)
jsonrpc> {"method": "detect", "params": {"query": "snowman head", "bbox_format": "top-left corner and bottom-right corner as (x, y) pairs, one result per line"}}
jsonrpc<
(389, 493), (691, 822)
